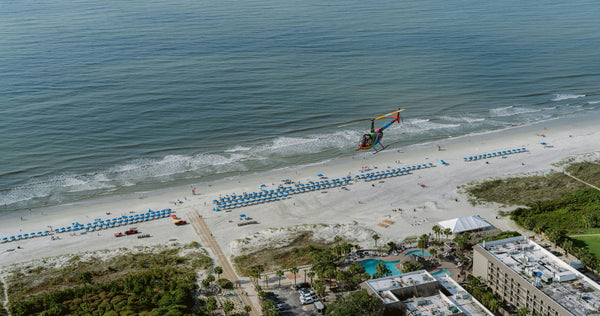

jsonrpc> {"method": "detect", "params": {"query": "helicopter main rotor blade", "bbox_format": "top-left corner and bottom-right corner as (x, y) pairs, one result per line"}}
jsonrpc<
(337, 119), (372, 128)
(373, 108), (406, 121)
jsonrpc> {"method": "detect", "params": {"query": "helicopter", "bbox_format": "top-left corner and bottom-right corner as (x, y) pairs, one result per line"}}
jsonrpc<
(339, 108), (405, 153)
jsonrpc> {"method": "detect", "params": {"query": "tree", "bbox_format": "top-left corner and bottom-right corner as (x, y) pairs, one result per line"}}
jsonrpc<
(276, 269), (284, 287)
(402, 260), (422, 273)
(372, 234), (380, 249)
(386, 241), (397, 254)
(444, 228), (452, 240)
(205, 274), (216, 286)
(432, 224), (442, 242)
(223, 300), (235, 314)
(312, 280), (326, 297)
(78, 271), (93, 306)
(262, 299), (280, 316)
(488, 298), (499, 313)
(430, 248), (438, 263)
(214, 266), (223, 279)
(545, 228), (566, 246)
(290, 266), (299, 287)
(517, 307), (529, 316)
(205, 296), (217, 315)
(325, 289), (382, 316)
(418, 234), (429, 257)
(307, 271), (315, 284)
(562, 238), (574, 256)
(244, 305), (252, 316)
(372, 262), (392, 279)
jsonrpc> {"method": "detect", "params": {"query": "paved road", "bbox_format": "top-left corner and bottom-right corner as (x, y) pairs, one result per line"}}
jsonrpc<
(187, 209), (260, 316)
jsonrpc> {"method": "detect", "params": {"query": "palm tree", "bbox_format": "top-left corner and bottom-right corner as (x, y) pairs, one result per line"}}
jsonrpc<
(488, 298), (500, 313)
(307, 271), (315, 284)
(418, 234), (429, 257)
(276, 269), (284, 287)
(372, 234), (380, 249)
(562, 239), (574, 256)
(432, 224), (442, 242)
(443, 228), (452, 241)
(244, 305), (252, 315)
(290, 266), (299, 287)
(387, 241), (397, 254)
(430, 248), (438, 263)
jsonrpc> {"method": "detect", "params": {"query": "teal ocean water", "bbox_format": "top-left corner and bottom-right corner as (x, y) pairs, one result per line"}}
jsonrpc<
(1, 0), (599, 210)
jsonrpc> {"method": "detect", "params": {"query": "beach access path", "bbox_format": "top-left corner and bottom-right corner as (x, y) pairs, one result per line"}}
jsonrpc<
(187, 209), (260, 316)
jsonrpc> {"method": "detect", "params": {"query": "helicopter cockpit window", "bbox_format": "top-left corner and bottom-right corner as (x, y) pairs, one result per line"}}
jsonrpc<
(360, 134), (373, 147)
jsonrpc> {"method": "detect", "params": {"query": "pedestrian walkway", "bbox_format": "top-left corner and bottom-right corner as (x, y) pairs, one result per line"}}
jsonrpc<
(187, 209), (260, 315)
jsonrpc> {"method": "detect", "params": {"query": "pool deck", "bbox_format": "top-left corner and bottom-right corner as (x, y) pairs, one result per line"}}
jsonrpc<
(356, 247), (465, 282)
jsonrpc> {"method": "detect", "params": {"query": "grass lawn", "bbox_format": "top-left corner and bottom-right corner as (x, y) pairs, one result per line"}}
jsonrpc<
(571, 235), (600, 259)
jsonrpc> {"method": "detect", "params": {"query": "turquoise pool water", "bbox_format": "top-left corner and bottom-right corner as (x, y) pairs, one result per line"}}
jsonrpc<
(359, 259), (402, 276)
(431, 269), (451, 276)
(404, 250), (431, 257)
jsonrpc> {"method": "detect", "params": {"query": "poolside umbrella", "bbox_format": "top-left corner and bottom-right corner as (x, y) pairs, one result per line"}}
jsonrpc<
(37, 232), (42, 236)
(2, 237), (7, 242)
(10, 236), (15, 240)
(541, 142), (547, 146)
(239, 214), (246, 219)
(23, 233), (29, 238)
(44, 231), (49, 235)
(17, 234), (22, 239)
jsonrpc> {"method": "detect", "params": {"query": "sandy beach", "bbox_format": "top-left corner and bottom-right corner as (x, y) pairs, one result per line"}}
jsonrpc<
(2, 117), (600, 271)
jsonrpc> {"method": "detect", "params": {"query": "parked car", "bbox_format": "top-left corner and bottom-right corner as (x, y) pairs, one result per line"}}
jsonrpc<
(300, 296), (315, 305)
(295, 282), (310, 290)
(114, 232), (123, 237)
(301, 292), (317, 301)
(299, 287), (312, 294)
(174, 220), (187, 226)
(124, 229), (138, 235)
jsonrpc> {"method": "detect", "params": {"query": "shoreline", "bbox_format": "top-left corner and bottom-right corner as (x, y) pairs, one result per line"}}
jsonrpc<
(2, 114), (600, 268)
(3, 110), (597, 215)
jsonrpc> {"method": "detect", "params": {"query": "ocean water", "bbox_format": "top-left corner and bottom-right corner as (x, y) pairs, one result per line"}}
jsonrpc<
(1, 0), (599, 211)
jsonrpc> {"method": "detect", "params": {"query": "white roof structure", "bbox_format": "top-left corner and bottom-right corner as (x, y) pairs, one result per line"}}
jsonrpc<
(439, 215), (492, 234)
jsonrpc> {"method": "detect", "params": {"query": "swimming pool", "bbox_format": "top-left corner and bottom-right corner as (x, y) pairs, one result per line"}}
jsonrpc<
(359, 259), (402, 276)
(431, 269), (451, 276)
(404, 249), (431, 256)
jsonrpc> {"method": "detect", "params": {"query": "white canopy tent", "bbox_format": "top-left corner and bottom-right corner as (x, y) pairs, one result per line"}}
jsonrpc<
(438, 215), (492, 234)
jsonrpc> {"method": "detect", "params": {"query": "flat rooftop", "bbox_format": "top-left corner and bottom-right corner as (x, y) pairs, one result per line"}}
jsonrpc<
(482, 237), (600, 315)
(364, 270), (493, 315)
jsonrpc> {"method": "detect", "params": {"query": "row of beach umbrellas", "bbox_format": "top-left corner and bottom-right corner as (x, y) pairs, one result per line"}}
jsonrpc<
(212, 177), (352, 211)
(463, 148), (527, 162)
(1, 209), (172, 243)
(355, 163), (434, 181)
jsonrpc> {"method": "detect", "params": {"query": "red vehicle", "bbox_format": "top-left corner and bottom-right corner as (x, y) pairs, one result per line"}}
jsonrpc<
(124, 229), (138, 235)
(114, 232), (123, 237)
(174, 220), (187, 226)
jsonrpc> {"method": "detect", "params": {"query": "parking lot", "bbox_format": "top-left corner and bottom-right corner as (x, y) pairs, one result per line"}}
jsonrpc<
(265, 284), (324, 316)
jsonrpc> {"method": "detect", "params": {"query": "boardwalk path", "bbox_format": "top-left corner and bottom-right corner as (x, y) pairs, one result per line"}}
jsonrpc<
(187, 209), (260, 316)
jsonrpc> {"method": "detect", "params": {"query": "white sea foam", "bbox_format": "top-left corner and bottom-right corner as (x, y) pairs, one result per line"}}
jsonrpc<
(489, 105), (541, 117)
(551, 94), (585, 101)
(587, 101), (600, 105)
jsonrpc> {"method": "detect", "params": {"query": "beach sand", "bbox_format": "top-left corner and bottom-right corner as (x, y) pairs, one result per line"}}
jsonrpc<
(2, 117), (600, 270)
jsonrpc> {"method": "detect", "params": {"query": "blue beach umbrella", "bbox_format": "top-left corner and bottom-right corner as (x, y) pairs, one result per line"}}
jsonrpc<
(2, 237), (7, 242)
